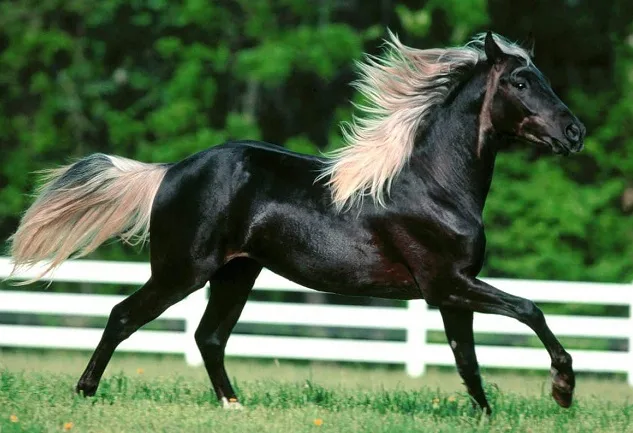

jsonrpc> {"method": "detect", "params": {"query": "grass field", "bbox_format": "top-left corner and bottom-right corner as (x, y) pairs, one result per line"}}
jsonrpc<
(1, 350), (632, 432)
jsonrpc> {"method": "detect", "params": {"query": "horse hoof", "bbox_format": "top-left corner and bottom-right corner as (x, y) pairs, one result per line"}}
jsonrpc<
(550, 368), (574, 408)
(221, 397), (244, 410)
(75, 381), (97, 397)
(552, 388), (572, 408)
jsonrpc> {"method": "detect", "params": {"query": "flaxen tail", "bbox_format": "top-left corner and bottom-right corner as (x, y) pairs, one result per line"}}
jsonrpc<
(8, 153), (169, 284)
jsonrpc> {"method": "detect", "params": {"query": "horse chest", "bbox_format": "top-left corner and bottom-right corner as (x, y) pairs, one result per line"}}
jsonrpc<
(365, 219), (485, 296)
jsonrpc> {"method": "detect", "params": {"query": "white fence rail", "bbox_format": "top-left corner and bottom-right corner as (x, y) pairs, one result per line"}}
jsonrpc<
(1, 257), (632, 384)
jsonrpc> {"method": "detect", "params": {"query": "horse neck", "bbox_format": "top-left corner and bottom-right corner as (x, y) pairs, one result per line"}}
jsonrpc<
(409, 67), (499, 214)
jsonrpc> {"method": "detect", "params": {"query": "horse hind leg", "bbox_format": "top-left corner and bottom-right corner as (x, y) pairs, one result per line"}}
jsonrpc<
(76, 273), (207, 396)
(194, 257), (262, 410)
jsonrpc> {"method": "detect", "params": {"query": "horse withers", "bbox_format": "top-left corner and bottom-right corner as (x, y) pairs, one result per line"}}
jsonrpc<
(8, 31), (585, 414)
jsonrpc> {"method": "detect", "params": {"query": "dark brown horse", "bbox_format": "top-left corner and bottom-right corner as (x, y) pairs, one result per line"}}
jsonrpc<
(8, 32), (585, 414)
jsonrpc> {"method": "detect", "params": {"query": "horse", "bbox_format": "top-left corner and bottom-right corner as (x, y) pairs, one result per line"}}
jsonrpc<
(7, 31), (586, 415)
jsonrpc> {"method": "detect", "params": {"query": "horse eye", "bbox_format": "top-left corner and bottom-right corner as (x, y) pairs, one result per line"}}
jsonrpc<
(514, 81), (527, 90)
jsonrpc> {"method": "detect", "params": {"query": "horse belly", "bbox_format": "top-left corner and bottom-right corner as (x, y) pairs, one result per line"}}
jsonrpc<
(250, 233), (421, 300)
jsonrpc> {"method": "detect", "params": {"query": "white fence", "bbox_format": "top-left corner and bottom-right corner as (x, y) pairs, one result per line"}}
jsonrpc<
(1, 257), (632, 384)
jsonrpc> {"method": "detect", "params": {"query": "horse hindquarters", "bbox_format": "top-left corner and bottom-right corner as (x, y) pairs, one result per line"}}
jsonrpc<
(75, 150), (236, 397)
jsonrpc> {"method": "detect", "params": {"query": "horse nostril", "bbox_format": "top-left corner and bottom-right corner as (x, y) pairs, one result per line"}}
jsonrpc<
(565, 124), (581, 143)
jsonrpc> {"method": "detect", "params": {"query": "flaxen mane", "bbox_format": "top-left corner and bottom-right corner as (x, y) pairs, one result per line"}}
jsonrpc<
(318, 31), (532, 211)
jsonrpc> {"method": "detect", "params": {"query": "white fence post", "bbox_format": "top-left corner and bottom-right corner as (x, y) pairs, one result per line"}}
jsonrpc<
(183, 285), (207, 366)
(406, 299), (428, 377)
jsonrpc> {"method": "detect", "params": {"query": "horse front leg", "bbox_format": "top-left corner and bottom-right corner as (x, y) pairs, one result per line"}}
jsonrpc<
(439, 306), (491, 413)
(435, 276), (574, 408)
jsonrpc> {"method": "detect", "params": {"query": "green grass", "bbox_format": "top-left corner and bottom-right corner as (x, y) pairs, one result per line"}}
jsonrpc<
(1, 350), (632, 432)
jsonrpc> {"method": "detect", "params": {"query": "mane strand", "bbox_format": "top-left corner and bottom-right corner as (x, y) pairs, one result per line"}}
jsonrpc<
(317, 31), (532, 212)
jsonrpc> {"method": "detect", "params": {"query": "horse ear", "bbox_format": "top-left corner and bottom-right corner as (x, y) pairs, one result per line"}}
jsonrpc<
(524, 32), (535, 58)
(484, 31), (505, 65)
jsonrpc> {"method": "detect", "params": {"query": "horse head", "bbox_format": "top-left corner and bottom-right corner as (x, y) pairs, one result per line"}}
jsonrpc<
(481, 31), (586, 155)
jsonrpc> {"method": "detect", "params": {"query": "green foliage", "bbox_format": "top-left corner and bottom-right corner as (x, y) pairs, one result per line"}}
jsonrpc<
(484, 152), (630, 282)
(398, 0), (489, 42)
(0, 0), (632, 287)
(235, 25), (362, 85)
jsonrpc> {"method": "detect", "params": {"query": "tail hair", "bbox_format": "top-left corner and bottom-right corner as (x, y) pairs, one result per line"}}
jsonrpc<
(8, 153), (168, 284)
